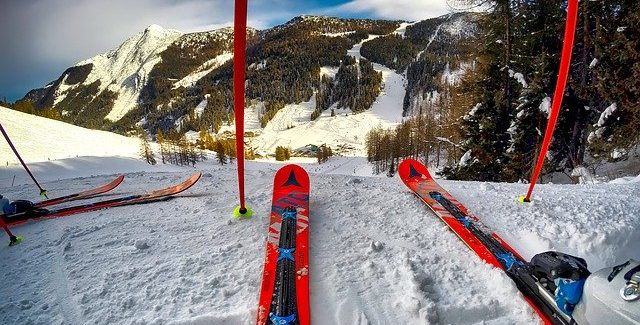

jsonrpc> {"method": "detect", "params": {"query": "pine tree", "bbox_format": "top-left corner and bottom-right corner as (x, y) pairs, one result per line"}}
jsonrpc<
(275, 146), (286, 161)
(215, 140), (227, 165)
(589, 1), (640, 160)
(137, 128), (156, 165)
(156, 130), (167, 164)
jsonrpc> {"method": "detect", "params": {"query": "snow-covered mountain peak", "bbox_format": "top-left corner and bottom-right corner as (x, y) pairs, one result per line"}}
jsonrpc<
(145, 24), (167, 33)
(70, 25), (183, 121)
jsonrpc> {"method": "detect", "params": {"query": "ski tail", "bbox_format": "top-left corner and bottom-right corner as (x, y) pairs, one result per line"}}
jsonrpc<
(35, 175), (125, 207)
(3, 173), (201, 226)
(257, 164), (310, 325)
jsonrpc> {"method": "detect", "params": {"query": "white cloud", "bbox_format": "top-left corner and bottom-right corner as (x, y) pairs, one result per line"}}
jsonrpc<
(336, 0), (450, 21)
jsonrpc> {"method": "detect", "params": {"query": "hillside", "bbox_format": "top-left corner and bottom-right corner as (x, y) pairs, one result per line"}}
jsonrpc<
(0, 106), (141, 164)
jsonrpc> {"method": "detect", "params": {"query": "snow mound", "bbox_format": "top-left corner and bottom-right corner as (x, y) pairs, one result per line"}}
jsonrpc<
(0, 106), (141, 164)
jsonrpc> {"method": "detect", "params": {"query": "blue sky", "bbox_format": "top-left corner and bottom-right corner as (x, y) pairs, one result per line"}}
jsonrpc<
(0, 0), (450, 102)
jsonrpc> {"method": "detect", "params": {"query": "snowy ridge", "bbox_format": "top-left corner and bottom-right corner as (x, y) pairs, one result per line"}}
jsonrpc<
(73, 25), (183, 121)
(173, 52), (233, 89)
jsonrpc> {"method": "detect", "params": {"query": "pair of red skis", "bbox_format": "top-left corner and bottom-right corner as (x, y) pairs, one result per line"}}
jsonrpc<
(1, 173), (202, 227)
(257, 161), (564, 325)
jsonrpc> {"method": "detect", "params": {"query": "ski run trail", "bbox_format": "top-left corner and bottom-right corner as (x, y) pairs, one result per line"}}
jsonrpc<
(0, 156), (638, 325)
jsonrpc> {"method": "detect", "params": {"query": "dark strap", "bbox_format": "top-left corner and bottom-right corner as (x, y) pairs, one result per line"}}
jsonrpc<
(624, 265), (640, 281)
(609, 261), (630, 282)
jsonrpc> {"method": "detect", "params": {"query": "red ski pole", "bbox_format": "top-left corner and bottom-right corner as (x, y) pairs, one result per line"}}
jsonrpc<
(521, 0), (579, 202)
(0, 215), (21, 246)
(232, 0), (252, 219)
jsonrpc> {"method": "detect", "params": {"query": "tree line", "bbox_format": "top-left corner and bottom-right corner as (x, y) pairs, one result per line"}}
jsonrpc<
(369, 1), (640, 181)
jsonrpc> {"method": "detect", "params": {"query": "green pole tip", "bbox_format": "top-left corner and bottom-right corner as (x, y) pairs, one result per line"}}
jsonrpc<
(9, 236), (23, 247)
(232, 205), (253, 219)
(518, 195), (532, 203)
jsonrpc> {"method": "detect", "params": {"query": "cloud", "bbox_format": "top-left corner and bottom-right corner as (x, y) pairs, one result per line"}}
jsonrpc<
(334, 0), (450, 21)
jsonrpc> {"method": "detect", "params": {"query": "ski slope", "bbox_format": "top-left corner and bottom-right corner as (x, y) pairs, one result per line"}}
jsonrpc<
(0, 153), (638, 324)
(0, 106), (142, 164)
(218, 30), (406, 157)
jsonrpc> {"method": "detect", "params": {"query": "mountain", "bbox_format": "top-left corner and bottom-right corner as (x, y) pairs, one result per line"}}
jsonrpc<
(17, 14), (478, 157)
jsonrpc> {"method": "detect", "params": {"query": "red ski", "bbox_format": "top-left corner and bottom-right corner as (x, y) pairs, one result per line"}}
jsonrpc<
(398, 159), (523, 267)
(35, 175), (125, 207)
(398, 159), (564, 325)
(256, 164), (310, 325)
(3, 173), (201, 227)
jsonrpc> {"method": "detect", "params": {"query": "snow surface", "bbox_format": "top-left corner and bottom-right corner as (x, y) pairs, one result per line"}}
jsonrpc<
(0, 107), (141, 165)
(173, 52), (233, 89)
(393, 22), (417, 38)
(1, 158), (638, 324)
(1, 108), (639, 324)
(597, 103), (617, 127)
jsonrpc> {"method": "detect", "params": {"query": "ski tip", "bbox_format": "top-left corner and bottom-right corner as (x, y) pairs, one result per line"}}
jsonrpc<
(232, 205), (253, 219)
(517, 195), (532, 203)
(274, 164), (310, 190)
(8, 236), (23, 247)
(398, 158), (432, 182)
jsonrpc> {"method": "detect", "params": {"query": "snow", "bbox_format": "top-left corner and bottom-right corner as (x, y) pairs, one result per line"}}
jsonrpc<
(509, 69), (528, 88)
(597, 103), (617, 127)
(393, 22), (416, 38)
(459, 150), (472, 166)
(76, 25), (183, 121)
(612, 148), (626, 160)
(0, 106), (141, 165)
(194, 99), (208, 118)
(1, 109), (639, 324)
(242, 66), (405, 157)
(320, 31), (355, 37)
(463, 103), (481, 121)
(319, 66), (339, 79)
(539, 96), (551, 117)
(347, 34), (381, 61)
(443, 15), (468, 36)
(173, 52), (233, 89)
(571, 166), (597, 184)
(440, 62), (472, 85)
(416, 24), (443, 59)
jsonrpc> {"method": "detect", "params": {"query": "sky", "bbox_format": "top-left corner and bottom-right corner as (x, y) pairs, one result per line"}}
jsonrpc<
(0, 0), (450, 102)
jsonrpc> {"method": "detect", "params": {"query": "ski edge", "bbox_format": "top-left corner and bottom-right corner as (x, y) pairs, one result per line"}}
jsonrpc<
(35, 175), (125, 207)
